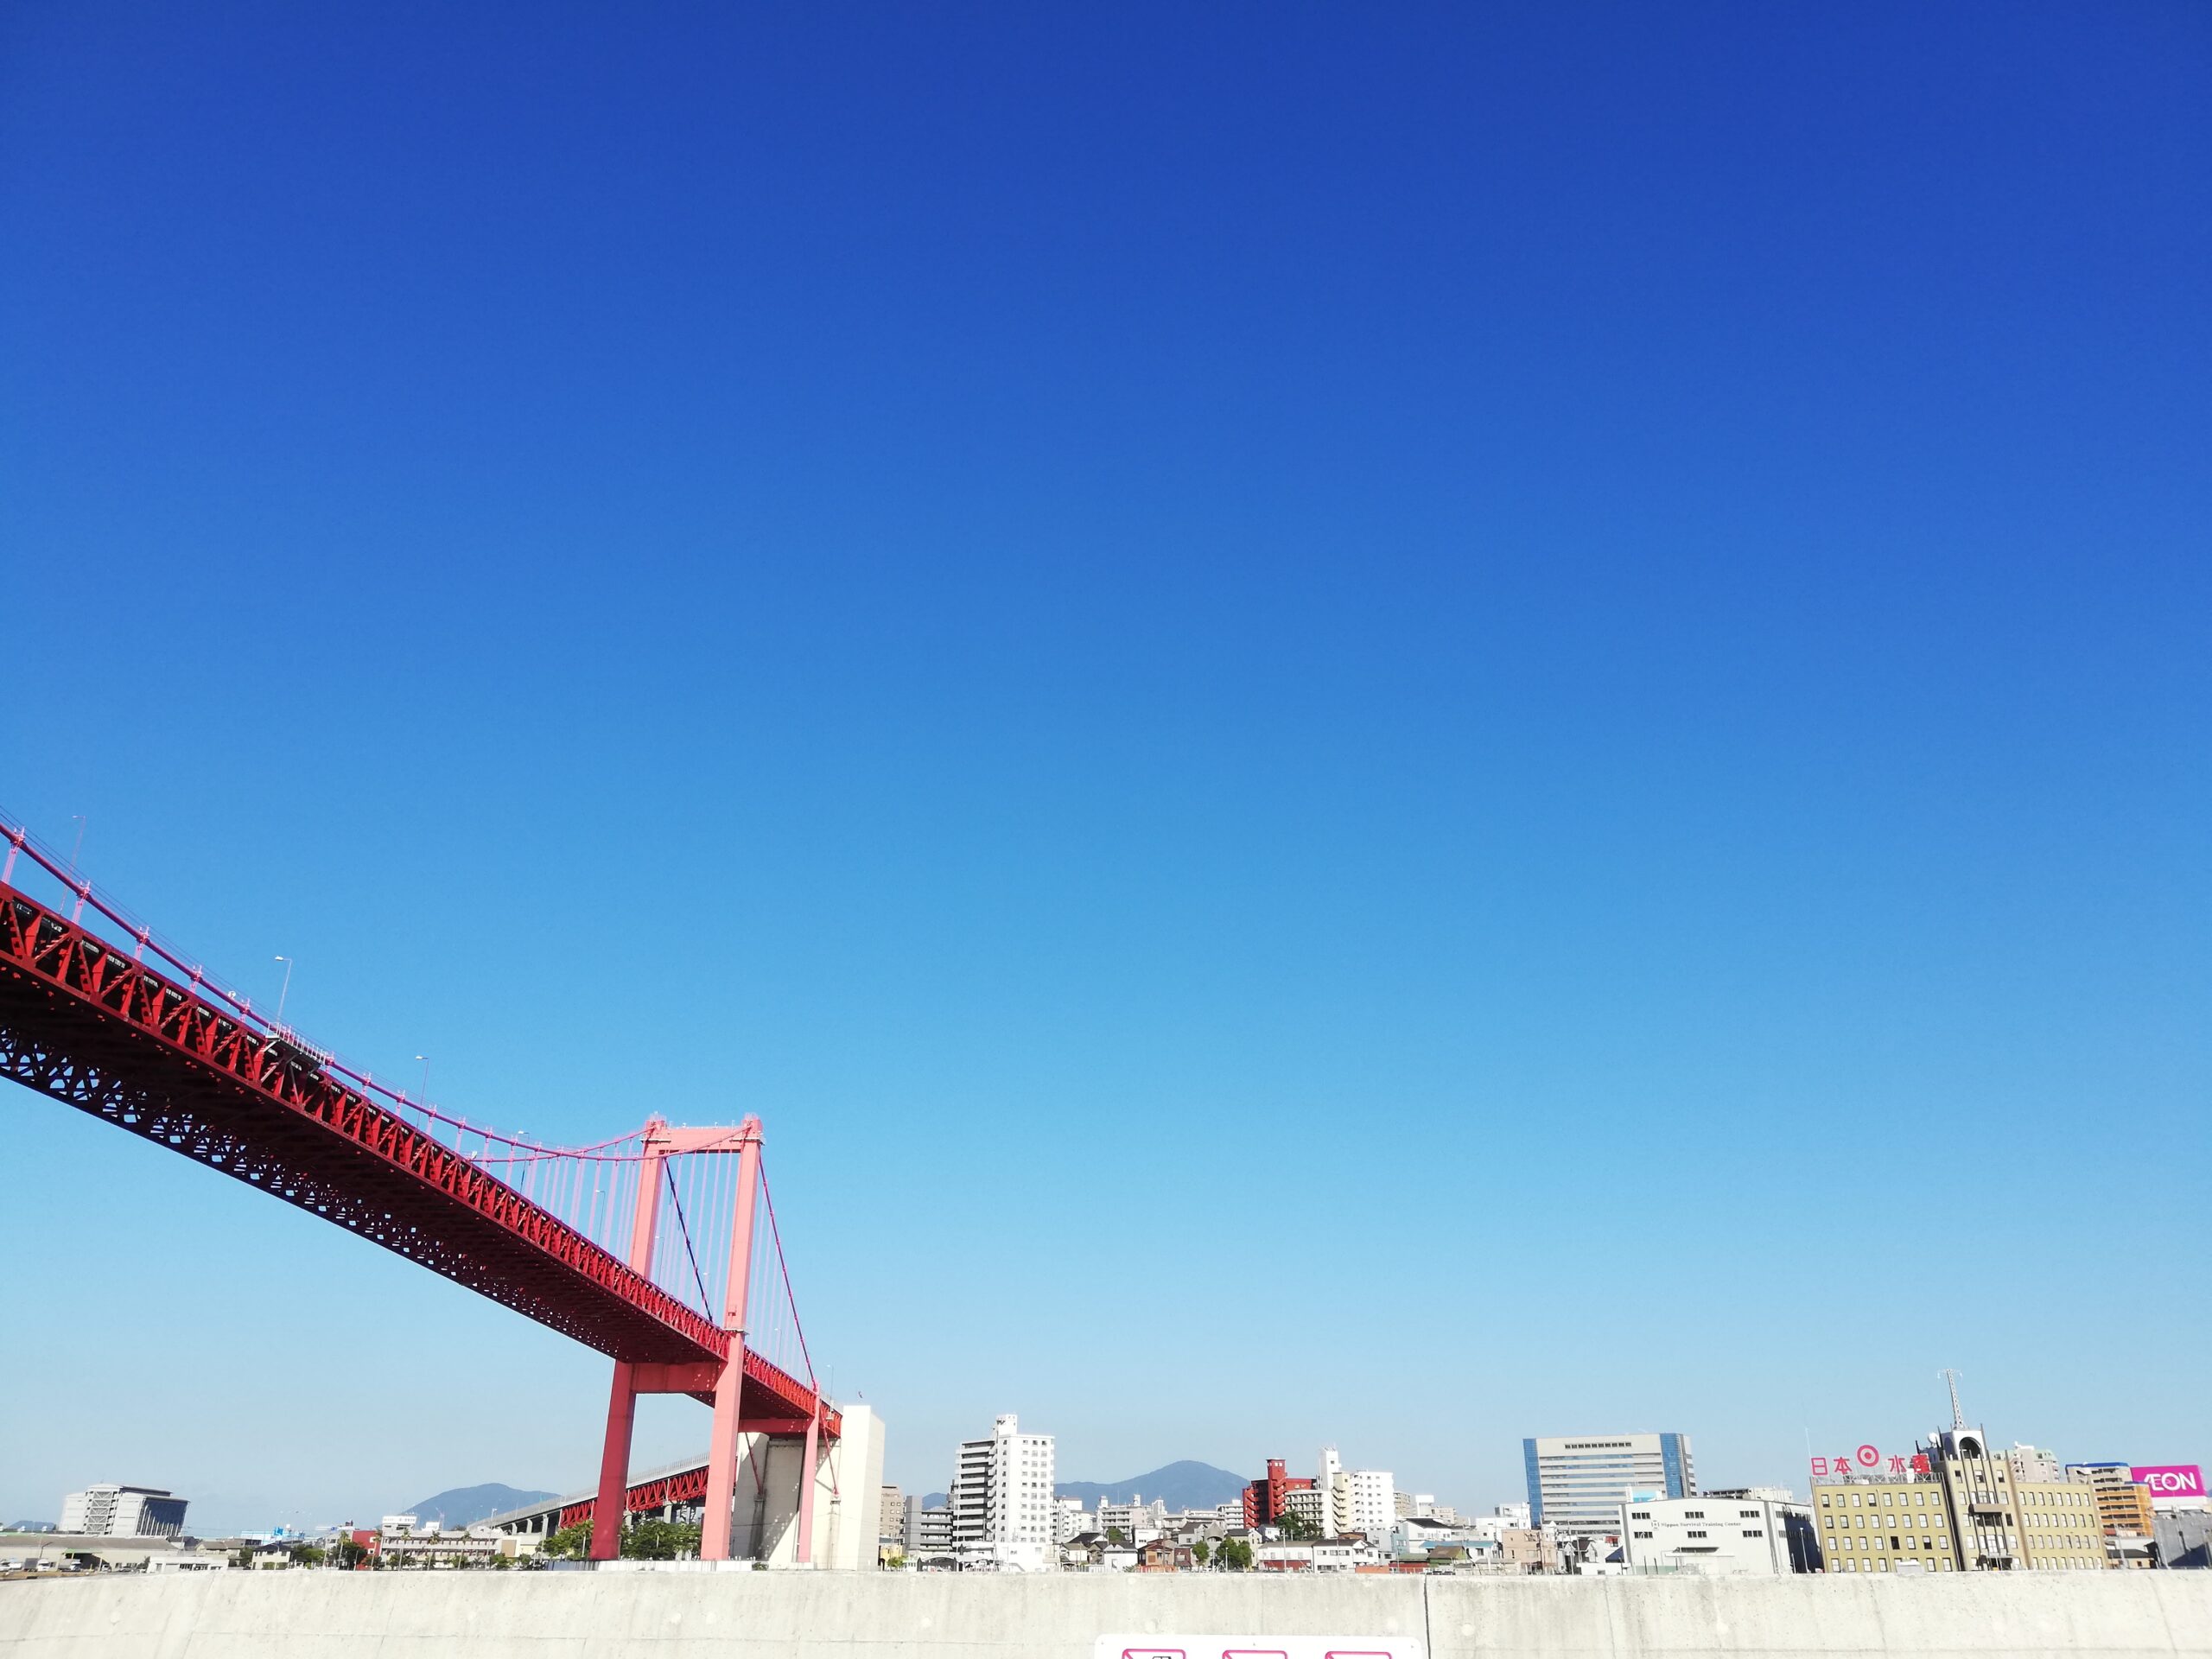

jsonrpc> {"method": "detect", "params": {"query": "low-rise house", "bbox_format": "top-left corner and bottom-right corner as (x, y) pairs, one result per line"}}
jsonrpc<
(1255, 1536), (1384, 1573)
(1135, 1538), (1193, 1572)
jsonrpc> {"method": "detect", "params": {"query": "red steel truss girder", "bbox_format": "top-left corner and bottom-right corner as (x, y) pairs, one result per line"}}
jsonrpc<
(558, 1465), (711, 1531)
(0, 882), (830, 1433)
(551, 1426), (812, 1532)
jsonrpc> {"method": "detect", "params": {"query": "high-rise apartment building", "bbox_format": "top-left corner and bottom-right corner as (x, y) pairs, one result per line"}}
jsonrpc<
(2069, 1463), (2158, 1567)
(56, 1485), (188, 1539)
(1319, 1447), (1344, 1538)
(1052, 1497), (1088, 1545)
(1523, 1434), (1694, 1539)
(950, 1414), (1056, 1560)
(1346, 1470), (1396, 1538)
(1096, 1497), (1167, 1541)
(1242, 1458), (1314, 1529)
(907, 1498), (954, 1559)
(879, 1485), (903, 1544)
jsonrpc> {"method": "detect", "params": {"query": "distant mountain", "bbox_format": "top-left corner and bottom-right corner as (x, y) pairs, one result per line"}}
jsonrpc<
(1057, 1461), (1248, 1510)
(908, 1461), (1248, 1516)
(405, 1484), (556, 1529)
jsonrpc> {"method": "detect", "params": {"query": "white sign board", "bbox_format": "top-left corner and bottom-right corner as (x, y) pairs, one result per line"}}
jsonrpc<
(1098, 1640), (1423, 1659)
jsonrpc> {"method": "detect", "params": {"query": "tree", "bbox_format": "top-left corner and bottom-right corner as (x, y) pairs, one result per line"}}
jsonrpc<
(1216, 1537), (1254, 1572)
(1192, 1539), (1211, 1568)
(1106, 1527), (1128, 1545)
(332, 1540), (368, 1569)
(1275, 1510), (1318, 1541)
(287, 1544), (327, 1567)
(623, 1518), (702, 1560)
(543, 1522), (592, 1560)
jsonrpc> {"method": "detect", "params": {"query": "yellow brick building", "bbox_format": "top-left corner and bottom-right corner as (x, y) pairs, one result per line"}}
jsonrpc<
(1812, 1427), (2104, 1573)
(1813, 1475), (1956, 1573)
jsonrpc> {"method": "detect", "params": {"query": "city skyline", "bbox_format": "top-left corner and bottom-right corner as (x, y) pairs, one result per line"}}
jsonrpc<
(3, 3), (2207, 1534)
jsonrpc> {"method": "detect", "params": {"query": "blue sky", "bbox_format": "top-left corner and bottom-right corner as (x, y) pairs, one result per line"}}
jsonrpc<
(2, 3), (2207, 1533)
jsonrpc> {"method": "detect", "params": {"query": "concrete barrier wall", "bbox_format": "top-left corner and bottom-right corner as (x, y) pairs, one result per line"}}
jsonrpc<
(3, 1568), (2209, 1659)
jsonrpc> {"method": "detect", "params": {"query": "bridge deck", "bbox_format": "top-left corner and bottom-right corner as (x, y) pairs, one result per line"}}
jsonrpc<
(0, 882), (828, 1433)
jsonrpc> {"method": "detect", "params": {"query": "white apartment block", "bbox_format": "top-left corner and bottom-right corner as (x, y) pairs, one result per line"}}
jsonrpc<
(907, 1501), (955, 1558)
(1097, 1497), (1169, 1537)
(2006, 1445), (2065, 1484)
(1525, 1433), (1694, 1538)
(952, 1414), (1056, 1551)
(56, 1485), (189, 1539)
(1052, 1498), (1090, 1545)
(1620, 1494), (1811, 1576)
(1319, 1447), (1345, 1537)
(1346, 1469), (1396, 1538)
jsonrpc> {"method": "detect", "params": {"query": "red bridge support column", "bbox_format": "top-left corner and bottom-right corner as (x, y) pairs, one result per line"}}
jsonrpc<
(590, 1122), (669, 1560)
(700, 1130), (761, 1560)
(795, 1396), (822, 1565)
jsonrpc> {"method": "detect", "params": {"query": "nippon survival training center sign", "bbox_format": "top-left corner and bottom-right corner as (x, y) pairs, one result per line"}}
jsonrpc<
(1809, 1445), (1929, 1479)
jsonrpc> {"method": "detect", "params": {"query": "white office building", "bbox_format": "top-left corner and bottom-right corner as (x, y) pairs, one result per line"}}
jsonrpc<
(1525, 1433), (1694, 1539)
(57, 1485), (189, 1539)
(1619, 1493), (1811, 1576)
(951, 1414), (1056, 1567)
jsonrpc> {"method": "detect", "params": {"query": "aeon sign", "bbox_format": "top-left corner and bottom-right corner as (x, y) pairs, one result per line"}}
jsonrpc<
(2133, 1465), (2206, 1500)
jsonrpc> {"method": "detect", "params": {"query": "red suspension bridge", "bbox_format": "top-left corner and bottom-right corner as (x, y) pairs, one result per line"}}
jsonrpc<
(0, 813), (842, 1563)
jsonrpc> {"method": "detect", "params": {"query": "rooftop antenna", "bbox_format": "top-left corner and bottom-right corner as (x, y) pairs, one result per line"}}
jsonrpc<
(1940, 1368), (1967, 1429)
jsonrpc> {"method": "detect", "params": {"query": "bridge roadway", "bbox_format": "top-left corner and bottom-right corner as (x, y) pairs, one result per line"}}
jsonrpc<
(0, 876), (832, 1440)
(482, 1456), (719, 1536)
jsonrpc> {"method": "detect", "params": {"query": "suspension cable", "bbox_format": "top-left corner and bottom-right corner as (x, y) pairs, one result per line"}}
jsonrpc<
(759, 1160), (817, 1390)
(665, 1160), (712, 1314)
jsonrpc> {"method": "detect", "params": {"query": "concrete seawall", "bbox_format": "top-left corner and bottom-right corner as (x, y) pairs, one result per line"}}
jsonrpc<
(3, 1569), (2209, 1659)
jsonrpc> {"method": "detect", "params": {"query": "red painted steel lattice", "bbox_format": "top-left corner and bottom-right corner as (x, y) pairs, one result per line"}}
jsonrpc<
(0, 870), (830, 1435)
